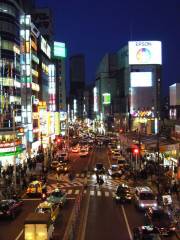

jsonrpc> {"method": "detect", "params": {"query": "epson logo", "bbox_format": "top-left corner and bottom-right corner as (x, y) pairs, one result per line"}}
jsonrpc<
(136, 41), (152, 47)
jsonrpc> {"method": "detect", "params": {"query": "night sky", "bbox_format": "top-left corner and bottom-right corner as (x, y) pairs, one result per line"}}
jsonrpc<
(36, 0), (180, 96)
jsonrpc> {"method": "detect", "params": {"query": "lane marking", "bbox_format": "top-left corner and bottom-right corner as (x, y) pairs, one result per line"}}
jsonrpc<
(97, 190), (101, 196)
(121, 206), (133, 240)
(90, 190), (94, 196)
(14, 229), (23, 240)
(105, 191), (109, 197)
(80, 191), (91, 240)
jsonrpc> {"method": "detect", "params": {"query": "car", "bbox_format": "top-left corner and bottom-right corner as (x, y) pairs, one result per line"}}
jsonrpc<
(145, 206), (176, 235)
(35, 201), (59, 222)
(134, 186), (157, 210)
(94, 163), (106, 174)
(59, 152), (68, 161)
(114, 184), (132, 203)
(26, 180), (45, 197)
(51, 161), (60, 170)
(117, 159), (128, 168)
(71, 146), (79, 153)
(112, 152), (122, 160)
(108, 164), (123, 178)
(47, 189), (67, 207)
(133, 225), (162, 240)
(0, 199), (23, 219)
(79, 149), (89, 157)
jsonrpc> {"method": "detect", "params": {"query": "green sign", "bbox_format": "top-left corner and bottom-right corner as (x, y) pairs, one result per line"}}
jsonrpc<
(0, 146), (24, 157)
(103, 93), (111, 105)
(53, 41), (67, 58)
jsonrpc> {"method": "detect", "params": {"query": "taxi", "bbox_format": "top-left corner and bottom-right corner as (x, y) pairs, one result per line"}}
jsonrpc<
(35, 201), (59, 222)
(26, 180), (44, 197)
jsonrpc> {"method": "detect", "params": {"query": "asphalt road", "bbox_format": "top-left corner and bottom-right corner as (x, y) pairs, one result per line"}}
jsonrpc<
(0, 145), (178, 240)
(76, 145), (178, 240)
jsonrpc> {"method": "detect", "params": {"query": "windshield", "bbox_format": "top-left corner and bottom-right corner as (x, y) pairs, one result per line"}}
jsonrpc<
(140, 192), (155, 200)
(51, 191), (63, 197)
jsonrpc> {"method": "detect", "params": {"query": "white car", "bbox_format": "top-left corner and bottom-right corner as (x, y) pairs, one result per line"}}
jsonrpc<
(108, 164), (123, 177)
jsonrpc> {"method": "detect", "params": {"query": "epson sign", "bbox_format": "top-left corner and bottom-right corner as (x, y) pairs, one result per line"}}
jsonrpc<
(135, 41), (152, 47)
(128, 41), (162, 65)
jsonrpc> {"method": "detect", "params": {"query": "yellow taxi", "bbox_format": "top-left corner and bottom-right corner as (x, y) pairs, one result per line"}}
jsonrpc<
(26, 180), (44, 197)
(35, 201), (59, 222)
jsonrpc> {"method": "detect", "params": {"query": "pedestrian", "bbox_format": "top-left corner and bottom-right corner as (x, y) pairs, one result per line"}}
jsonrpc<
(96, 173), (100, 184)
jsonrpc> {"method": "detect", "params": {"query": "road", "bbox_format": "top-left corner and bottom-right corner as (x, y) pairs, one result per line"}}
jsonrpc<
(0, 144), (178, 239)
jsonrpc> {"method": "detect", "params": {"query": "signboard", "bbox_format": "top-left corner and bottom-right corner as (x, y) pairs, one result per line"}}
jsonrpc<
(102, 93), (111, 105)
(128, 41), (162, 65)
(53, 42), (66, 58)
(130, 72), (152, 87)
(41, 36), (51, 58)
(93, 87), (98, 112)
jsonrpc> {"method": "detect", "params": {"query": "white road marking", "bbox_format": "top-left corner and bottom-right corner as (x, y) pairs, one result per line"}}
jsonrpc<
(121, 206), (133, 240)
(97, 190), (101, 196)
(90, 190), (94, 196)
(105, 191), (109, 197)
(80, 191), (91, 240)
(67, 189), (73, 194)
(76, 173), (79, 177)
(14, 229), (23, 240)
(75, 189), (80, 195)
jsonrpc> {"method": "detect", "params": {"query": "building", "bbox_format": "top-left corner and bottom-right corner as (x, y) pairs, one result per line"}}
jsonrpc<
(32, 8), (53, 44)
(94, 41), (162, 134)
(69, 54), (85, 119)
(169, 83), (180, 120)
(0, 0), (27, 167)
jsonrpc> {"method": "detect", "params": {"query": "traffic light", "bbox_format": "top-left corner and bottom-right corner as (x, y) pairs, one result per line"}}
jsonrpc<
(133, 148), (139, 154)
(56, 137), (61, 144)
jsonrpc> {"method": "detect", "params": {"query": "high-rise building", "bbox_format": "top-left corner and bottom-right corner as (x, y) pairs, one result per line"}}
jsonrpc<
(69, 54), (85, 119)
(0, 0), (26, 167)
(32, 8), (53, 44)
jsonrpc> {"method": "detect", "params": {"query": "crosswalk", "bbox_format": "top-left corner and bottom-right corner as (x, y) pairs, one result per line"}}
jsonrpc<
(48, 172), (128, 190)
(46, 186), (116, 199)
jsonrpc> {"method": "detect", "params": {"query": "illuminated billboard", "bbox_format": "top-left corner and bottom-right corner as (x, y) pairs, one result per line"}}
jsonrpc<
(41, 36), (51, 58)
(103, 93), (111, 105)
(93, 87), (98, 112)
(128, 41), (162, 65)
(130, 72), (152, 87)
(53, 42), (66, 58)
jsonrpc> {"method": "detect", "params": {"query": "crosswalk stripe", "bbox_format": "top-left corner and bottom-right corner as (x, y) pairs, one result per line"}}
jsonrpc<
(75, 190), (80, 195)
(76, 173), (79, 177)
(67, 189), (72, 194)
(105, 192), (110, 197)
(97, 191), (101, 196)
(90, 190), (94, 196)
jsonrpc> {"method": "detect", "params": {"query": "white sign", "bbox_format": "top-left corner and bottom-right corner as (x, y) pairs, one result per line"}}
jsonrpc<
(129, 41), (162, 65)
(0, 147), (16, 153)
(130, 72), (152, 87)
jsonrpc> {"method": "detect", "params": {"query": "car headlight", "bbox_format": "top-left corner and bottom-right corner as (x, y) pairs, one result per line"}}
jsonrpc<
(94, 168), (97, 171)
(116, 196), (120, 199)
(153, 203), (157, 207)
(140, 203), (144, 207)
(170, 227), (176, 231)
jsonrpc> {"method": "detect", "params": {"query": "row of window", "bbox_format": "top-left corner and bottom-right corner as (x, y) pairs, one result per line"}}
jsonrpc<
(0, 3), (17, 18)
(1, 40), (20, 54)
(0, 20), (19, 37)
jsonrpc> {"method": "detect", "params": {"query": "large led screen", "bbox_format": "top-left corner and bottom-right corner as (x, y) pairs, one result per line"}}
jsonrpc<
(129, 41), (162, 65)
(130, 72), (152, 87)
(54, 42), (66, 58)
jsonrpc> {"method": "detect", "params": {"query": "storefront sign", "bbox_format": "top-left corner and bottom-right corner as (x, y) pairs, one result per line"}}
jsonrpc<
(0, 147), (16, 153)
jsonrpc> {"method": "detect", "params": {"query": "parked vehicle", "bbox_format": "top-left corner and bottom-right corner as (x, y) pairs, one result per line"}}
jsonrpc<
(0, 199), (23, 219)
(133, 225), (162, 240)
